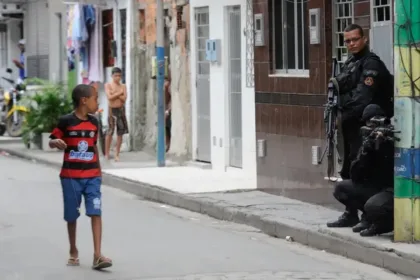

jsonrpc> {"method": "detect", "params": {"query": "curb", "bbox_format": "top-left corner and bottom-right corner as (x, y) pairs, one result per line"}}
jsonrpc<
(2, 147), (419, 278)
(0, 139), (23, 145)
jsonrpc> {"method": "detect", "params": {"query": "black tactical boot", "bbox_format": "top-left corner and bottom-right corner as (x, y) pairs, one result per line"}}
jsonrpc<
(327, 212), (359, 228)
(352, 214), (370, 233)
(360, 224), (379, 237)
(360, 224), (393, 237)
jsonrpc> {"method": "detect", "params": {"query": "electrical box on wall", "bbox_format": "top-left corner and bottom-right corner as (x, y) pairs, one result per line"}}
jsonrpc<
(205, 39), (221, 64)
(205, 39), (212, 61)
(254, 13), (264, 46)
(309, 8), (321, 45)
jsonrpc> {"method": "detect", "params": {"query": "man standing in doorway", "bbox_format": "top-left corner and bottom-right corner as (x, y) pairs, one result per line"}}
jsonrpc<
(105, 67), (129, 162)
(12, 39), (25, 81)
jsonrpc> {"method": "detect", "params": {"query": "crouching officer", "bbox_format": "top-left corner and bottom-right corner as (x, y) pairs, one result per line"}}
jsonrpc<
(335, 24), (394, 179)
(327, 104), (394, 237)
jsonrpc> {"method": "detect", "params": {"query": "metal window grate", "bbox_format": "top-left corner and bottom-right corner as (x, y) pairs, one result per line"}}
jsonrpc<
(272, 0), (309, 73)
(227, 5), (243, 168)
(373, 0), (391, 22)
(195, 8), (210, 76)
(245, 0), (254, 88)
(333, 0), (353, 64)
(194, 7), (211, 163)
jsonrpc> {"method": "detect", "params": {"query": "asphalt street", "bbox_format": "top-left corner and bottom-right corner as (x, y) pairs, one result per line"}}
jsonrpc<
(0, 155), (410, 280)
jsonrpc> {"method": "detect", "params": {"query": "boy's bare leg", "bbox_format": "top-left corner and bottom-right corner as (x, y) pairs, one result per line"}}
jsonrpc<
(105, 134), (112, 160)
(91, 216), (102, 259)
(91, 216), (112, 266)
(115, 135), (122, 162)
(67, 222), (79, 262)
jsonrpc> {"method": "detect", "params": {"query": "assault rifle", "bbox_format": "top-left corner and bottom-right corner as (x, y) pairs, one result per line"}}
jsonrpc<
(318, 58), (341, 179)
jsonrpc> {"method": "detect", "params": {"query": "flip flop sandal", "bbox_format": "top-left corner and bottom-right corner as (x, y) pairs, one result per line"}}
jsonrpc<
(92, 256), (112, 270)
(67, 257), (80, 266)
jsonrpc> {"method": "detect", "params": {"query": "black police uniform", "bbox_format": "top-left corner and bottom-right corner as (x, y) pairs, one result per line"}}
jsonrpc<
(327, 105), (394, 237)
(336, 47), (393, 180)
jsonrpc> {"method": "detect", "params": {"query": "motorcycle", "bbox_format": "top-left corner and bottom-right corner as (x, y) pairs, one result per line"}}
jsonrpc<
(0, 68), (28, 137)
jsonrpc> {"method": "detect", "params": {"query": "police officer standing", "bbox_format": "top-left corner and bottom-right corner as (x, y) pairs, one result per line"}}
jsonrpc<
(335, 24), (393, 180)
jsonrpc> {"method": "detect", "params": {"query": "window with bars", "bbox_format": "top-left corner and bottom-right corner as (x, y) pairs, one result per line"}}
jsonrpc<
(333, 0), (353, 64)
(373, 0), (391, 22)
(272, 0), (309, 74)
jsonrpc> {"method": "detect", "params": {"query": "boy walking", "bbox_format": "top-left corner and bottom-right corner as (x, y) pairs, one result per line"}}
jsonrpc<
(105, 67), (129, 161)
(49, 84), (112, 270)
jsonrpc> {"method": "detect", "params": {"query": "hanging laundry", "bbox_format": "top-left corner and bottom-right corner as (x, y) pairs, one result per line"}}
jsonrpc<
(88, 6), (104, 83)
(78, 5), (94, 76)
(71, 4), (89, 52)
(67, 5), (76, 49)
(68, 48), (76, 71)
(84, 5), (96, 31)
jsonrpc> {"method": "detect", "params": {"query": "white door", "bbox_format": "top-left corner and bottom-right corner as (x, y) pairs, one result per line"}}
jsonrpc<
(227, 5), (242, 168)
(195, 7), (211, 162)
(370, 0), (393, 74)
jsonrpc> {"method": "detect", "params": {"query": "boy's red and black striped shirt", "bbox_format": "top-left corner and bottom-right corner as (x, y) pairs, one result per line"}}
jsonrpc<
(50, 113), (100, 178)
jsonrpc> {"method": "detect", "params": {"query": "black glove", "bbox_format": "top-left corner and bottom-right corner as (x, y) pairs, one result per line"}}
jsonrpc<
(362, 138), (375, 154)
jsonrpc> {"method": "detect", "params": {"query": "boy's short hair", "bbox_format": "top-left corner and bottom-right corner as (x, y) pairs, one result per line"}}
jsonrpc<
(112, 67), (122, 75)
(72, 84), (93, 108)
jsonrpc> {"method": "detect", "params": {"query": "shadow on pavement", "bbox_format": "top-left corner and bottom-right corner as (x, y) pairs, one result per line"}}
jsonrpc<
(260, 187), (345, 211)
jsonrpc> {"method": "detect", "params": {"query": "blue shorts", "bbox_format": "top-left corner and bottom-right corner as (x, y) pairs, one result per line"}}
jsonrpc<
(60, 177), (102, 222)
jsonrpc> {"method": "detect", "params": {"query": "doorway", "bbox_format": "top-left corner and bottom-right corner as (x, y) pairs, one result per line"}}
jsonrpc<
(194, 7), (211, 162)
(227, 5), (242, 168)
(370, 0), (393, 73)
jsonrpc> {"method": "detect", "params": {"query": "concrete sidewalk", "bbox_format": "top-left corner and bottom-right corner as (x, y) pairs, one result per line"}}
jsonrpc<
(1, 143), (420, 278)
(0, 135), (22, 144)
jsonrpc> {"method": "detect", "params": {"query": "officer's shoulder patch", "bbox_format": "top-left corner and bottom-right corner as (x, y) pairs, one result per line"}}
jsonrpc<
(364, 77), (374, 86)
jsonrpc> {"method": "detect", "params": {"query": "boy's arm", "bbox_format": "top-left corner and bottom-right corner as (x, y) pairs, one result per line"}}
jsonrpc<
(94, 145), (101, 174)
(93, 118), (102, 174)
(105, 83), (122, 101)
(49, 116), (67, 149)
(119, 85), (127, 102)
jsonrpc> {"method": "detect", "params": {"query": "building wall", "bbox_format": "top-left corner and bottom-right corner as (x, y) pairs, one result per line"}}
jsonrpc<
(132, 0), (192, 157)
(48, 0), (67, 83)
(354, 0), (370, 34)
(254, 0), (333, 191)
(189, 0), (257, 185)
(24, 0), (50, 80)
(4, 20), (21, 86)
